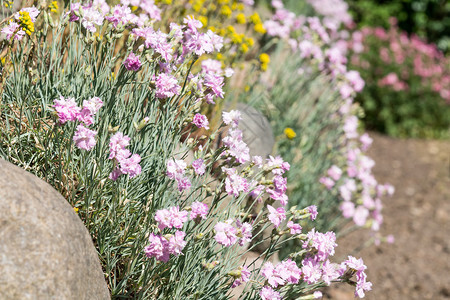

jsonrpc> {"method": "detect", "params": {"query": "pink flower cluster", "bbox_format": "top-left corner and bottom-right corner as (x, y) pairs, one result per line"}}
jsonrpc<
(144, 231), (186, 262)
(192, 113), (210, 130)
(145, 203), (208, 262)
(214, 219), (252, 247)
(166, 159), (191, 191)
(108, 132), (142, 180)
(341, 256), (372, 298)
(52, 96), (103, 151)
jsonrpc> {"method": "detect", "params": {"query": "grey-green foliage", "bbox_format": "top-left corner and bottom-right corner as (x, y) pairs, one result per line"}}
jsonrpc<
(0, 20), (239, 299)
(229, 46), (349, 246)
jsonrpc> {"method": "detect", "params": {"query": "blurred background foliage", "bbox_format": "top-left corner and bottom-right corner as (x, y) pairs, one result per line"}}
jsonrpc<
(347, 0), (450, 53)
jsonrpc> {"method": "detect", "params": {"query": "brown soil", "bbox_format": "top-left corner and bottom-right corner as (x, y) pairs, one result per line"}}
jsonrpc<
(325, 132), (450, 299)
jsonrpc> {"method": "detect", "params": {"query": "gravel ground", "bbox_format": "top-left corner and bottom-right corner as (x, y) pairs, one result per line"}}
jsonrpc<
(325, 132), (450, 299)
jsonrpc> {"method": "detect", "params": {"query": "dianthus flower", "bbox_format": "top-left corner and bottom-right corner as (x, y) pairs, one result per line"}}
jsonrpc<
(78, 97), (103, 126)
(327, 165), (342, 181)
(287, 221), (302, 234)
(303, 229), (337, 261)
(319, 176), (335, 190)
(236, 220), (252, 246)
(167, 230), (187, 256)
(119, 153), (142, 178)
(222, 110), (242, 127)
(73, 124), (97, 150)
(191, 158), (206, 176)
(261, 262), (285, 288)
(321, 259), (340, 285)
(231, 265), (251, 288)
(260, 286), (281, 300)
(123, 52), (142, 71)
(204, 73), (224, 99)
(267, 205), (286, 228)
(222, 128), (250, 164)
(279, 259), (302, 284)
(155, 73), (181, 98)
(53, 96), (81, 124)
(105, 5), (133, 28)
(301, 257), (322, 284)
(223, 167), (249, 197)
(192, 113), (210, 129)
(144, 233), (170, 262)
(1, 22), (25, 40)
(166, 159), (187, 179)
(214, 220), (238, 246)
(306, 205), (318, 221)
(109, 132), (131, 160)
(189, 201), (208, 220)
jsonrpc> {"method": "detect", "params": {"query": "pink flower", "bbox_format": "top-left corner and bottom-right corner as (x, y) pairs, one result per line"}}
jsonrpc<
(1, 22), (25, 40)
(192, 158), (206, 175)
(214, 220), (237, 246)
(190, 201), (208, 220)
(155, 208), (172, 230)
(261, 262), (285, 288)
(236, 220), (252, 246)
(123, 52), (142, 71)
(306, 205), (318, 221)
(327, 165), (342, 181)
(279, 259), (302, 284)
(169, 206), (189, 229)
(166, 159), (187, 179)
(144, 233), (170, 262)
(267, 205), (286, 228)
(319, 177), (335, 190)
(303, 229), (337, 261)
(360, 133), (373, 151)
(222, 110), (242, 127)
(222, 129), (250, 163)
(224, 168), (249, 197)
(192, 113), (210, 129)
(260, 286), (281, 300)
(168, 230), (187, 256)
(321, 259), (340, 285)
(301, 258), (322, 284)
(109, 132), (131, 160)
(119, 154), (142, 178)
(287, 221), (302, 234)
(53, 96), (81, 124)
(73, 124), (97, 150)
(155, 73), (181, 98)
(353, 205), (369, 226)
(231, 265), (251, 288)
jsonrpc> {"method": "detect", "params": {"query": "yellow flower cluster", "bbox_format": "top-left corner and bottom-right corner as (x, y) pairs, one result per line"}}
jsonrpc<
(155, 0), (173, 4)
(259, 53), (270, 71)
(48, 1), (58, 13)
(18, 11), (34, 35)
(249, 12), (266, 34)
(3, 0), (13, 8)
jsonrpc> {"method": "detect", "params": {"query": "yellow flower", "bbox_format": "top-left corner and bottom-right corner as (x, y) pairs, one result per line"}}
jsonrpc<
(237, 3), (244, 11)
(245, 37), (254, 47)
(49, 1), (58, 13)
(1, 57), (6, 66)
(249, 12), (261, 24)
(198, 15), (208, 27)
(231, 33), (244, 44)
(73, 207), (79, 213)
(284, 128), (297, 139)
(18, 11), (35, 35)
(259, 53), (270, 64)
(244, 85), (250, 92)
(236, 13), (246, 24)
(226, 25), (235, 33)
(220, 5), (232, 17)
(218, 0), (230, 4)
(261, 63), (268, 71)
(216, 53), (224, 60)
(240, 43), (249, 53)
(254, 23), (266, 34)
(131, 5), (138, 11)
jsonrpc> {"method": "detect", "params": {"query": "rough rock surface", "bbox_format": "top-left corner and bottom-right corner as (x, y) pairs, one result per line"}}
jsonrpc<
(0, 159), (110, 300)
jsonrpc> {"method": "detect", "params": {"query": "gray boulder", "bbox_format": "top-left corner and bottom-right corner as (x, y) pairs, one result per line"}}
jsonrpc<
(0, 159), (110, 300)
(236, 103), (275, 158)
